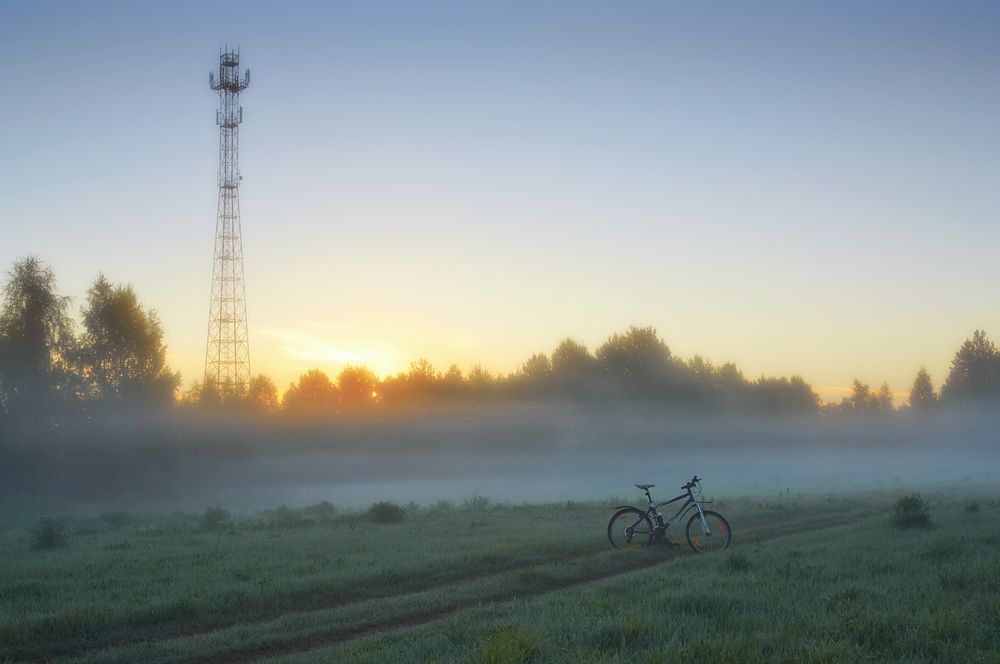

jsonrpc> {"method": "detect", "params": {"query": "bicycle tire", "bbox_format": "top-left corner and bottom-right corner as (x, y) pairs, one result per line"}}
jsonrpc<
(685, 510), (731, 553)
(608, 507), (654, 549)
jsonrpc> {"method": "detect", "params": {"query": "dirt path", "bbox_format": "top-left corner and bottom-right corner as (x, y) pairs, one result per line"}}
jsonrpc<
(195, 550), (679, 664)
(194, 511), (870, 664)
(47, 507), (875, 664)
(29, 544), (603, 662)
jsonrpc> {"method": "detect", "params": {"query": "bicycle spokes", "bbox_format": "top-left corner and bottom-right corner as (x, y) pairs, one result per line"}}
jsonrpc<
(686, 511), (730, 553)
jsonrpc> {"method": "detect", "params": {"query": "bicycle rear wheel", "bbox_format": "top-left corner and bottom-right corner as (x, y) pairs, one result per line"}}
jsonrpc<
(685, 510), (731, 553)
(608, 508), (653, 549)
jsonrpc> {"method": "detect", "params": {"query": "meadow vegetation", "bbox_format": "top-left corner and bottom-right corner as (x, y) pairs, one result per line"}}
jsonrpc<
(1, 490), (996, 662)
(274, 495), (1000, 664)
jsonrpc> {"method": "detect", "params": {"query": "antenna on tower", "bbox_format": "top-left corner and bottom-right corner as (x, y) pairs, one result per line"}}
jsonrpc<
(205, 46), (251, 397)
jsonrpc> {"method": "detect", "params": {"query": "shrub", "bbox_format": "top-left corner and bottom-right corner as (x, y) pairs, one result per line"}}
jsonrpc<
(270, 505), (303, 528)
(367, 501), (405, 524)
(31, 518), (68, 550)
(429, 499), (454, 513)
(469, 625), (542, 663)
(201, 507), (231, 531)
(893, 494), (930, 528)
(303, 501), (337, 521)
(964, 501), (981, 514)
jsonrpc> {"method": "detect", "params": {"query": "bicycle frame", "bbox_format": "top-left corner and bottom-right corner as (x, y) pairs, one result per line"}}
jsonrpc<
(621, 484), (711, 538)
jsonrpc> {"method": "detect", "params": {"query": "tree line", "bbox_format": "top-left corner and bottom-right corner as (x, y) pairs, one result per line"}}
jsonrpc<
(2, 257), (999, 435)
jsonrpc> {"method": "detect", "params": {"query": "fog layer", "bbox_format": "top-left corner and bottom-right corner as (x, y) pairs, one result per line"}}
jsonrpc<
(2, 404), (996, 516)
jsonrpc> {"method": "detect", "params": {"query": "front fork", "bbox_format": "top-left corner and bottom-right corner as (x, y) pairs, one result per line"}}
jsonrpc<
(694, 502), (711, 536)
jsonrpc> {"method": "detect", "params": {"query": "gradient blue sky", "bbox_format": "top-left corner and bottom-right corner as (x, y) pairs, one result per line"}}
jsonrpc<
(1, 1), (998, 401)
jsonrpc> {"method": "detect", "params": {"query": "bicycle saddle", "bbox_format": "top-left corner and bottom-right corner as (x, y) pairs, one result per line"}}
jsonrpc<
(634, 484), (655, 490)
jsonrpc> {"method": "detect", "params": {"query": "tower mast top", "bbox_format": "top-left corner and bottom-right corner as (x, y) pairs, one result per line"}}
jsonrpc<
(209, 47), (250, 93)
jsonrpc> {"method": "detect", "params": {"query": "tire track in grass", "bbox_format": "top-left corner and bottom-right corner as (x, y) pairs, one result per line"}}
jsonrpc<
(128, 508), (877, 664)
(14, 544), (596, 663)
(65, 543), (666, 664)
(53, 506), (876, 664)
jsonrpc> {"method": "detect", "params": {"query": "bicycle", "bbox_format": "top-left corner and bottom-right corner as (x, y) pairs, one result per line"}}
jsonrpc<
(607, 475), (731, 553)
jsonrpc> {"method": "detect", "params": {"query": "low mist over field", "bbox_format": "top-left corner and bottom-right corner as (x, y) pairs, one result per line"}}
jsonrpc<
(1, 265), (997, 516)
(2, 257), (1000, 515)
(3, 404), (998, 515)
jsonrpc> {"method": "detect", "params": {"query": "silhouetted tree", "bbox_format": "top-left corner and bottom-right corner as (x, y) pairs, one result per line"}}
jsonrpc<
(385, 359), (437, 403)
(179, 380), (211, 408)
(686, 355), (720, 402)
(550, 338), (597, 396)
(833, 379), (892, 414)
(467, 363), (500, 396)
(941, 330), (1000, 402)
(437, 364), (464, 398)
(874, 382), (894, 411)
(248, 374), (279, 413)
(752, 375), (820, 414)
(407, 359), (437, 388)
(551, 338), (592, 374)
(0, 257), (77, 426)
(519, 353), (551, 381)
(283, 369), (338, 418)
(76, 274), (180, 406)
(510, 352), (552, 397)
(908, 367), (937, 410)
(595, 326), (672, 379)
(687, 355), (715, 382)
(199, 380), (223, 409)
(846, 380), (872, 411)
(717, 362), (745, 386)
(394, 358), (440, 402)
(337, 366), (379, 410)
(718, 362), (749, 398)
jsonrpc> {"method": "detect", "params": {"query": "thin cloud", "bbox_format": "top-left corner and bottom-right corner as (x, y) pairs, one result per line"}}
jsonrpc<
(259, 327), (399, 376)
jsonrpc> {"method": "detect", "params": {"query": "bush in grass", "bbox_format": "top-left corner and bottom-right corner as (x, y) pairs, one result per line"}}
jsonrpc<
(303, 501), (337, 521)
(201, 507), (231, 531)
(893, 494), (930, 528)
(31, 518), (68, 550)
(470, 625), (542, 663)
(367, 501), (405, 524)
(101, 511), (132, 528)
(429, 499), (454, 513)
(964, 501), (981, 514)
(270, 505), (303, 528)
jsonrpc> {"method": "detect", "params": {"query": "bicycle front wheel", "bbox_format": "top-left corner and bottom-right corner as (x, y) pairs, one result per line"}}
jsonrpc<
(685, 510), (731, 553)
(608, 508), (653, 549)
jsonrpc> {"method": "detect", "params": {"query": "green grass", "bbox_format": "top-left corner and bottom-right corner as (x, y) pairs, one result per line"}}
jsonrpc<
(0, 492), (994, 663)
(269, 499), (1000, 664)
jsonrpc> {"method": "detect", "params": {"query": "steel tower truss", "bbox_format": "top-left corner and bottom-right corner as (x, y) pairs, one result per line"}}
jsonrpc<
(205, 48), (251, 396)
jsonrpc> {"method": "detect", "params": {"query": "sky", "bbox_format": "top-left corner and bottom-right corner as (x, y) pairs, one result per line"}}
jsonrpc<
(1, 1), (998, 403)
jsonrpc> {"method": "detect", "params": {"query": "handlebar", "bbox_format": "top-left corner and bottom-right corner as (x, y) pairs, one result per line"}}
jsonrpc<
(681, 475), (701, 490)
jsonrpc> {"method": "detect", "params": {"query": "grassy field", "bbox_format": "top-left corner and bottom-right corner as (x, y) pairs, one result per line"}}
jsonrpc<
(0, 490), (996, 663)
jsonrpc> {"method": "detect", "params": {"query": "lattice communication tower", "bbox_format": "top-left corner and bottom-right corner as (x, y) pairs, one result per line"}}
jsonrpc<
(205, 47), (251, 395)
